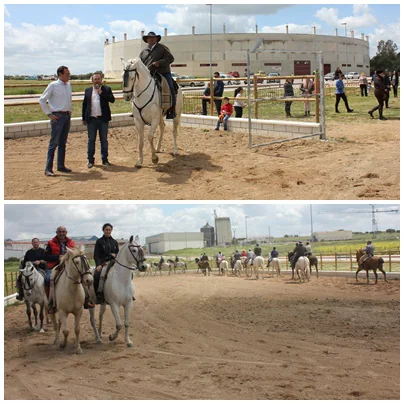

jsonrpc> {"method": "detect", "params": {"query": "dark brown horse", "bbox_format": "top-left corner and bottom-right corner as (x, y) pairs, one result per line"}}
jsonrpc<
(195, 258), (212, 276)
(308, 255), (318, 278)
(355, 249), (387, 284)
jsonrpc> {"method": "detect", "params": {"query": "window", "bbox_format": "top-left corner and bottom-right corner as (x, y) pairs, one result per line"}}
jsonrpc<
(264, 63), (282, 66)
(232, 63), (247, 66)
(171, 64), (187, 67)
(200, 63), (218, 67)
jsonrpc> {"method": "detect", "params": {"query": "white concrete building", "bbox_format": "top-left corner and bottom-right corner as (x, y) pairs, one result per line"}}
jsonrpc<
(313, 230), (353, 241)
(215, 217), (232, 246)
(145, 232), (204, 254)
(104, 28), (370, 78)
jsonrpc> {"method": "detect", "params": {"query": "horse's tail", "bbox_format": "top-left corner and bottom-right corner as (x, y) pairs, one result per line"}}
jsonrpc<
(185, 262), (187, 270)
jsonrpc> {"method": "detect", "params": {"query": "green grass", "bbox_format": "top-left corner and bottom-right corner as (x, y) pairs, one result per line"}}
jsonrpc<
(4, 99), (132, 124)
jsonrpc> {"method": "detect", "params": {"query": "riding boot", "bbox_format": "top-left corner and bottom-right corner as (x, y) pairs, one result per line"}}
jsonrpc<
(15, 275), (24, 301)
(48, 278), (56, 314)
(96, 276), (106, 304)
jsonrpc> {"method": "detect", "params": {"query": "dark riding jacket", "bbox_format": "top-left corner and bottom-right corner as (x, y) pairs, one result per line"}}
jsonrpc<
(270, 250), (279, 258)
(293, 244), (306, 258)
(94, 236), (119, 267)
(139, 43), (174, 74)
(82, 86), (115, 123)
(23, 248), (48, 271)
(254, 247), (262, 256)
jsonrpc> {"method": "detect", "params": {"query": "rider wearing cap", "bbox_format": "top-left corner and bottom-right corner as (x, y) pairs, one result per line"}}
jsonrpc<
(139, 31), (176, 119)
(359, 241), (375, 269)
(292, 241), (306, 270)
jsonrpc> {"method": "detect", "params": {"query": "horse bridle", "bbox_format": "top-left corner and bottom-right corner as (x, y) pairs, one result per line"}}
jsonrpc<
(21, 265), (39, 291)
(113, 243), (146, 271)
(122, 65), (157, 126)
(64, 254), (93, 285)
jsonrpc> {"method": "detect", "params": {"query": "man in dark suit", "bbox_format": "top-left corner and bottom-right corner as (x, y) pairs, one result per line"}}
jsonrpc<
(82, 72), (115, 168)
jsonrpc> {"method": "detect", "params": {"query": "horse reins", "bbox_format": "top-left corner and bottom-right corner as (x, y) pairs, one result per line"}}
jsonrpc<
(113, 243), (146, 271)
(64, 255), (93, 285)
(21, 266), (40, 291)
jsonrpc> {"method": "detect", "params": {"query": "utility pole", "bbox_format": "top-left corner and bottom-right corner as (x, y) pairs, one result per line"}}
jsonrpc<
(371, 204), (379, 238)
(245, 215), (249, 240)
(341, 22), (348, 75)
(310, 204), (314, 242)
(268, 226), (271, 244)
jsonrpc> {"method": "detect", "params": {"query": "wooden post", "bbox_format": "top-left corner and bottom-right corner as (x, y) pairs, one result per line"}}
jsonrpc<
(389, 250), (392, 272)
(5, 273), (9, 296)
(349, 250), (353, 271)
(320, 253), (323, 271)
(254, 75), (259, 119)
(315, 71), (320, 123)
(210, 77), (214, 116)
(335, 253), (337, 271)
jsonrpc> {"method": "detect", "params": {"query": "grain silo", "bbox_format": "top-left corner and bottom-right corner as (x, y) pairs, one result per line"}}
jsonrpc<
(215, 214), (232, 246)
(200, 222), (215, 247)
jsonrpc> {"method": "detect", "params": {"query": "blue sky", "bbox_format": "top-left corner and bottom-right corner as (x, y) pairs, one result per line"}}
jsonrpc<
(4, 4), (400, 75)
(4, 204), (400, 242)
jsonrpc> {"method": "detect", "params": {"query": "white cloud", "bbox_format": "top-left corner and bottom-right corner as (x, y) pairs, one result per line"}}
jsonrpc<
(315, 7), (339, 27)
(108, 19), (148, 40)
(4, 17), (108, 75)
(368, 22), (401, 57)
(4, 5), (10, 18)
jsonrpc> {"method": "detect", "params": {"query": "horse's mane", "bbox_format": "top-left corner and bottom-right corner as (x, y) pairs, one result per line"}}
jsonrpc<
(59, 247), (82, 265)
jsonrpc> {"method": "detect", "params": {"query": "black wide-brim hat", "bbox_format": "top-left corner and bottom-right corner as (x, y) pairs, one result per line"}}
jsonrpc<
(142, 31), (161, 43)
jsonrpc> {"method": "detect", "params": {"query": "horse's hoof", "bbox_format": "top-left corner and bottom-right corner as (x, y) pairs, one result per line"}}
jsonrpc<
(59, 343), (66, 349)
(109, 335), (114, 341)
(39, 329), (45, 334)
(127, 342), (134, 348)
(152, 155), (159, 164)
(76, 348), (83, 355)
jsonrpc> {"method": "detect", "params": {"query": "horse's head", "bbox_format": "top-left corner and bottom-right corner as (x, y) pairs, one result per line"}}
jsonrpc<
(355, 249), (364, 262)
(123, 235), (147, 271)
(20, 261), (36, 296)
(121, 58), (145, 101)
(64, 246), (93, 286)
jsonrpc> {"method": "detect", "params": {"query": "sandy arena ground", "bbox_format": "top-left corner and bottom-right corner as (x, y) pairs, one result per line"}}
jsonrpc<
(4, 120), (399, 200)
(4, 273), (399, 400)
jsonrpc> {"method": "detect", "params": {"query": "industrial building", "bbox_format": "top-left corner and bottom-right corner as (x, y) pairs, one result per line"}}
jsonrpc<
(215, 216), (232, 246)
(104, 26), (370, 78)
(145, 232), (204, 254)
(313, 230), (353, 241)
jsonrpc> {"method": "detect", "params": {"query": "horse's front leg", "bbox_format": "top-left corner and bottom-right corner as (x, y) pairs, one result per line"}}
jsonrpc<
(32, 304), (39, 330)
(98, 303), (107, 337)
(59, 311), (69, 349)
(149, 121), (160, 164)
(109, 303), (123, 342)
(39, 304), (45, 333)
(89, 307), (102, 344)
(172, 112), (180, 156)
(74, 308), (83, 354)
(25, 301), (33, 331)
(135, 121), (145, 168)
(156, 116), (165, 153)
(124, 302), (134, 348)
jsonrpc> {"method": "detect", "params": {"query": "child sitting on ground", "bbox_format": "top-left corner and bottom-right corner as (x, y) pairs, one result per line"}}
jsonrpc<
(215, 97), (233, 131)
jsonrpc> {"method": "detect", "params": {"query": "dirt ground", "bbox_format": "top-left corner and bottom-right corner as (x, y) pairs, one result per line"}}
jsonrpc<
(4, 120), (399, 200)
(4, 273), (399, 400)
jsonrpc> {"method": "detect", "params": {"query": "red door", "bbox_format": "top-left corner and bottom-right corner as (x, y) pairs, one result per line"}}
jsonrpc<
(324, 64), (331, 74)
(294, 60), (311, 75)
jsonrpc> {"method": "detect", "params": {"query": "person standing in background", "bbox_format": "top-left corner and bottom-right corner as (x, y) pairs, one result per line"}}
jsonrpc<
(359, 72), (368, 97)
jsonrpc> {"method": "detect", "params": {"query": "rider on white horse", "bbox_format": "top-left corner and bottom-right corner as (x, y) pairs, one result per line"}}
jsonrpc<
(16, 237), (47, 301)
(93, 223), (119, 304)
(268, 246), (279, 266)
(139, 31), (176, 119)
(246, 249), (254, 267)
(291, 241), (306, 271)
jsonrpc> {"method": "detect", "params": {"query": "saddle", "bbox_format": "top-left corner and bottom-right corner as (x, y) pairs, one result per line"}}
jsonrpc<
(152, 72), (179, 112)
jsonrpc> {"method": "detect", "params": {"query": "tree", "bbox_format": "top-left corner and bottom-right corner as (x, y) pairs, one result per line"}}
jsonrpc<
(386, 228), (396, 233)
(370, 40), (400, 73)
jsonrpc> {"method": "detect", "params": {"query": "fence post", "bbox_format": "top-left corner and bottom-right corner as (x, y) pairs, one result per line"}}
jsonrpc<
(335, 253), (337, 271)
(315, 72), (320, 123)
(320, 253), (323, 271)
(389, 250), (392, 272)
(5, 273), (9, 296)
(254, 75), (259, 119)
(11, 272), (15, 294)
(210, 77), (214, 116)
(350, 250), (353, 271)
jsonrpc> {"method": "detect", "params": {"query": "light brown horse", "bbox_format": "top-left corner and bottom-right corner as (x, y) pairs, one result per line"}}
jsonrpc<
(308, 255), (319, 278)
(47, 247), (93, 354)
(355, 249), (387, 284)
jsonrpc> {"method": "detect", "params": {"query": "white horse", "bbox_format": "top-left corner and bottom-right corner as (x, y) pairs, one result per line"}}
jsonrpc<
(233, 260), (243, 277)
(253, 256), (265, 279)
(219, 259), (228, 276)
(122, 58), (182, 168)
(242, 256), (254, 277)
(295, 256), (310, 283)
(143, 263), (152, 276)
(269, 258), (281, 277)
(89, 236), (147, 348)
(151, 262), (163, 276)
(174, 261), (187, 273)
(20, 262), (46, 333)
(47, 247), (93, 354)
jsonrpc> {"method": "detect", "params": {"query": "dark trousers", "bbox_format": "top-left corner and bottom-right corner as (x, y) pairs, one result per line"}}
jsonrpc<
(384, 90), (390, 107)
(360, 84), (368, 97)
(234, 106), (243, 118)
(162, 72), (176, 108)
(285, 102), (293, 115)
(45, 113), (71, 171)
(87, 118), (109, 163)
(44, 269), (52, 289)
(335, 93), (350, 112)
(369, 95), (385, 118)
(202, 99), (222, 115)
(393, 84), (398, 97)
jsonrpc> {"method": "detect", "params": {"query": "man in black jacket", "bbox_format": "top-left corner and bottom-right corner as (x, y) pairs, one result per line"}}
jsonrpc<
(292, 241), (306, 270)
(202, 72), (225, 115)
(82, 72), (115, 168)
(139, 32), (176, 119)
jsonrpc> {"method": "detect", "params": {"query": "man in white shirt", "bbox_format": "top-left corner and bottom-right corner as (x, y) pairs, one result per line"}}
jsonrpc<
(39, 66), (73, 176)
(82, 72), (115, 168)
